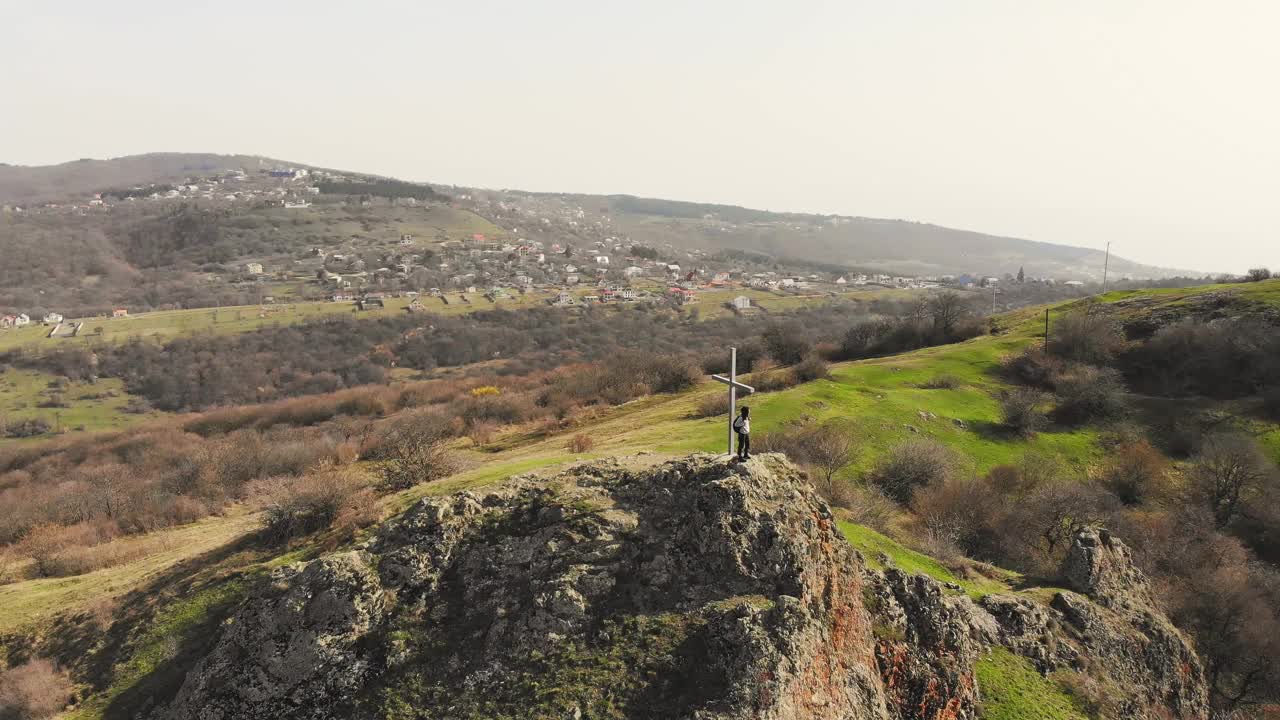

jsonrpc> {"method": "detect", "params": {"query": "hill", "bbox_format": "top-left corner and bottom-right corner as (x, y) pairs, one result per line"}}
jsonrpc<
(500, 192), (1196, 280)
(0, 153), (297, 206)
(0, 279), (1276, 718)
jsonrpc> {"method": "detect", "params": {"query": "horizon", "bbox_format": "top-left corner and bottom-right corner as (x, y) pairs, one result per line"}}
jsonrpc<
(3, 1), (1278, 273)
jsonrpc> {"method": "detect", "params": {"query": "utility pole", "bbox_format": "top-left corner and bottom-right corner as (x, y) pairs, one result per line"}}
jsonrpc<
(1044, 309), (1050, 350)
(1101, 241), (1112, 294)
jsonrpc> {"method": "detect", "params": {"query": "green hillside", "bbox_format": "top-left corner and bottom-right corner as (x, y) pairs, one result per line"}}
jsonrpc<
(2, 279), (1278, 718)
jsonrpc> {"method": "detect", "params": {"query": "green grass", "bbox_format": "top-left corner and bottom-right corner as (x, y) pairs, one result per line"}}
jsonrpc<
(63, 577), (251, 720)
(976, 648), (1089, 720)
(0, 369), (157, 443)
(839, 521), (1011, 599)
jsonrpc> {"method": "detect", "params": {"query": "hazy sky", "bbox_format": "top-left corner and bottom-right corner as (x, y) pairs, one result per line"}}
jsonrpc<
(3, 0), (1277, 272)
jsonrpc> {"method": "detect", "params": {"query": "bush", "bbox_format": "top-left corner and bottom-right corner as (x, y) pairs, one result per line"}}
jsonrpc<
(1002, 347), (1064, 389)
(912, 476), (1005, 560)
(841, 484), (898, 531)
(999, 389), (1047, 436)
(762, 325), (811, 365)
(791, 354), (830, 383)
(692, 393), (730, 419)
(748, 368), (798, 393)
(377, 412), (456, 491)
(259, 468), (378, 543)
(1051, 365), (1128, 425)
(1048, 311), (1124, 366)
(0, 659), (73, 720)
(918, 375), (961, 390)
(1191, 432), (1274, 528)
(868, 439), (959, 504)
(567, 433), (596, 453)
(1099, 439), (1171, 506)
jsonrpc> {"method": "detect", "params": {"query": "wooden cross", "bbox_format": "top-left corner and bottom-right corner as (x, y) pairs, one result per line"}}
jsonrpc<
(711, 346), (755, 456)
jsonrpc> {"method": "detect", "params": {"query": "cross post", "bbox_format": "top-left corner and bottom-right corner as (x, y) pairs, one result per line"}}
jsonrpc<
(711, 346), (754, 457)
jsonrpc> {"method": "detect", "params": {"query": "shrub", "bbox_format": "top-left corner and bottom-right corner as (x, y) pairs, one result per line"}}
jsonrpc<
(868, 439), (959, 504)
(469, 385), (501, 397)
(1000, 389), (1047, 437)
(791, 354), (830, 383)
(1001, 347), (1064, 389)
(377, 412), (456, 491)
(259, 468), (378, 543)
(762, 325), (811, 365)
(1099, 439), (1171, 506)
(841, 484), (898, 531)
(1191, 432), (1274, 528)
(1245, 267), (1272, 282)
(912, 476), (1006, 560)
(1051, 365), (1128, 425)
(567, 433), (596, 453)
(918, 375), (961, 390)
(1048, 310), (1124, 366)
(0, 659), (73, 720)
(693, 393), (731, 419)
(749, 369), (798, 393)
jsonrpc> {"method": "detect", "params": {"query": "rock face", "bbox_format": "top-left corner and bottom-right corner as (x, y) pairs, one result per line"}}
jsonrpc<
(156, 454), (1209, 720)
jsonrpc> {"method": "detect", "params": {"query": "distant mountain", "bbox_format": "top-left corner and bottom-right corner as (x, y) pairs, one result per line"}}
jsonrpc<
(0, 153), (293, 206)
(529, 194), (1196, 280)
(0, 153), (1198, 280)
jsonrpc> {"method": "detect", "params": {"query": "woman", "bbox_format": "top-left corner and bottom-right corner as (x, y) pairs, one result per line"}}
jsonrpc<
(732, 406), (751, 460)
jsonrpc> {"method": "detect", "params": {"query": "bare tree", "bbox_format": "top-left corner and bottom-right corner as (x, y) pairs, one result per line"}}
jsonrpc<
(927, 292), (970, 336)
(378, 412), (456, 491)
(1192, 433), (1273, 528)
(802, 423), (858, 493)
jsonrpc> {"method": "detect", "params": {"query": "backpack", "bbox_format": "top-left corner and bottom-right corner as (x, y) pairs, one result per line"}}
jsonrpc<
(733, 416), (745, 432)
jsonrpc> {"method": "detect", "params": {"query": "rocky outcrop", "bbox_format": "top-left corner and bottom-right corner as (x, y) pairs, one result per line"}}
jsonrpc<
(156, 454), (1209, 720)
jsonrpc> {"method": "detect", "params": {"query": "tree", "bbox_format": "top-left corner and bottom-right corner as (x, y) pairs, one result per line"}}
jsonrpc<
(800, 423), (857, 492)
(378, 412), (456, 490)
(869, 439), (959, 504)
(1192, 433), (1274, 528)
(762, 325), (810, 365)
(927, 292), (971, 337)
(1017, 266), (1025, 283)
(1245, 267), (1272, 282)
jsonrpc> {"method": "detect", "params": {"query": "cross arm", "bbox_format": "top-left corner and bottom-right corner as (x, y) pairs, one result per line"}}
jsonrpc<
(711, 375), (755, 394)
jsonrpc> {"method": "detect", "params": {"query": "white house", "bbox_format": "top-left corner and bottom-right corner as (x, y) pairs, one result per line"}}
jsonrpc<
(731, 295), (752, 310)
(245, 263), (264, 275)
(623, 266), (644, 278)
(835, 277), (847, 285)
(566, 274), (580, 285)
(43, 312), (63, 324)
(594, 255), (610, 265)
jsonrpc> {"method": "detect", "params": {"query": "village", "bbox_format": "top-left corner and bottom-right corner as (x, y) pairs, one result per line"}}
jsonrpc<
(0, 166), (1095, 342)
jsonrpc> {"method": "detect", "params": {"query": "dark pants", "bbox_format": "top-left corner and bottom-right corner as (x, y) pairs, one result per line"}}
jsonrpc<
(737, 432), (750, 459)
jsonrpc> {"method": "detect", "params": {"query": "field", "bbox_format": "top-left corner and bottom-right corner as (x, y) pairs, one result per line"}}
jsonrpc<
(0, 369), (156, 438)
(2, 280), (1279, 718)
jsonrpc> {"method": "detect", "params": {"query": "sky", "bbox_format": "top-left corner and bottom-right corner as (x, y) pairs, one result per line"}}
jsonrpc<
(2, 0), (1277, 273)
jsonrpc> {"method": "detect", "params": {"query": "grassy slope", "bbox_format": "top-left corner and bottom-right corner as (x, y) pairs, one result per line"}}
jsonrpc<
(4, 279), (1278, 717)
(0, 370), (159, 438)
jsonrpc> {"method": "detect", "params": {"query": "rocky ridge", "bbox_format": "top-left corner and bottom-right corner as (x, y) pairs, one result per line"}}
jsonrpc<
(155, 454), (1208, 719)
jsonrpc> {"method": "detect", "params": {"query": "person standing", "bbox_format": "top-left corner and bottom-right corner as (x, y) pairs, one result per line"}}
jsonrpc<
(732, 406), (751, 460)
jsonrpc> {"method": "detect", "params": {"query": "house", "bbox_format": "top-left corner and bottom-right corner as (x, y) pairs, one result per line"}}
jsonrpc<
(0, 315), (15, 329)
(731, 295), (752, 310)
(42, 312), (63, 325)
(245, 263), (264, 275)
(623, 266), (644, 278)
(356, 296), (385, 310)
(565, 274), (580, 285)
(666, 264), (681, 276)
(668, 287), (698, 305)
(331, 292), (355, 302)
(513, 275), (533, 287)
(594, 255), (609, 265)
(400, 234), (415, 245)
(406, 298), (428, 313)
(554, 290), (575, 306)
(835, 277), (847, 285)
(619, 288), (637, 301)
(112, 308), (129, 318)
